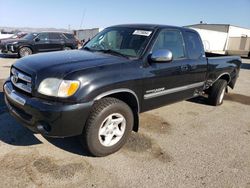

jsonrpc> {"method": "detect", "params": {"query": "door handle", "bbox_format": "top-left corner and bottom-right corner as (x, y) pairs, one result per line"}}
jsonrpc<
(181, 65), (189, 72)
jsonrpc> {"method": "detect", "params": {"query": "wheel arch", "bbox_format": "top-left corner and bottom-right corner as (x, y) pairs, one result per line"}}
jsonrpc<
(210, 73), (231, 91)
(94, 89), (140, 132)
(215, 73), (231, 84)
(18, 45), (34, 53)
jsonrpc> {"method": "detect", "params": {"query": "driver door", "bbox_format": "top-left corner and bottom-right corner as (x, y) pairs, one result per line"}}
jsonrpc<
(142, 29), (203, 111)
(33, 33), (51, 52)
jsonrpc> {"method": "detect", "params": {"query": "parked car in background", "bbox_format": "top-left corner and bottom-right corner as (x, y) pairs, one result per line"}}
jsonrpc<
(0, 31), (14, 40)
(0, 32), (27, 42)
(0, 32), (27, 50)
(0, 32), (78, 57)
(63, 32), (81, 49)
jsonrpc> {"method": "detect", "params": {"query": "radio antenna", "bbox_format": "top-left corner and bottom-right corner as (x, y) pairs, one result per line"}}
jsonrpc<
(79, 9), (86, 29)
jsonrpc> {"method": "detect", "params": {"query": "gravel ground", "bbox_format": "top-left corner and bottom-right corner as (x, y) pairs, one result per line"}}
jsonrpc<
(0, 54), (249, 188)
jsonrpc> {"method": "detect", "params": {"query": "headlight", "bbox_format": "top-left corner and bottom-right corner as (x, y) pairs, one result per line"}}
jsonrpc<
(12, 41), (18, 45)
(38, 78), (80, 97)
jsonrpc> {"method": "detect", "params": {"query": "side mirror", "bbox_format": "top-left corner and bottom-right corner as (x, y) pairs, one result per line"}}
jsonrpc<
(150, 49), (173, 63)
(35, 38), (40, 42)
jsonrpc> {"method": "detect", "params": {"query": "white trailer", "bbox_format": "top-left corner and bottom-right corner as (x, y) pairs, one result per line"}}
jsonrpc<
(186, 24), (250, 57)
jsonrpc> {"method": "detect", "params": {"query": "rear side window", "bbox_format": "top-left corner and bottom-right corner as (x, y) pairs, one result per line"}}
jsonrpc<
(49, 33), (62, 40)
(185, 31), (204, 59)
(152, 30), (185, 59)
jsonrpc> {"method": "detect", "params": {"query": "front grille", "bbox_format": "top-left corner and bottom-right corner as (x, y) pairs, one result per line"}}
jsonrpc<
(11, 67), (32, 94)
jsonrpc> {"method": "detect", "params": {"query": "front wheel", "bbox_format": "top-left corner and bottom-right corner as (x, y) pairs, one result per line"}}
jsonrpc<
(18, 47), (32, 58)
(81, 98), (134, 157)
(208, 79), (227, 106)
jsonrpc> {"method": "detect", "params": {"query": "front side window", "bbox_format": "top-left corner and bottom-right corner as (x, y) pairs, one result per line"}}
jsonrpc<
(84, 27), (153, 58)
(37, 33), (49, 41)
(152, 30), (185, 59)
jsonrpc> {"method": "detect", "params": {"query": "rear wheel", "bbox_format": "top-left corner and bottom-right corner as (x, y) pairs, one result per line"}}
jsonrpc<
(208, 79), (227, 106)
(81, 97), (134, 157)
(18, 47), (32, 58)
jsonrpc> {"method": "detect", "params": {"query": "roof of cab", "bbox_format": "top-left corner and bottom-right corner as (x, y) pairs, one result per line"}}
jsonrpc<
(108, 24), (196, 32)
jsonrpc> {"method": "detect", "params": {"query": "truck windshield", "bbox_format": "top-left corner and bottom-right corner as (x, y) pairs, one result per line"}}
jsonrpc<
(83, 27), (153, 58)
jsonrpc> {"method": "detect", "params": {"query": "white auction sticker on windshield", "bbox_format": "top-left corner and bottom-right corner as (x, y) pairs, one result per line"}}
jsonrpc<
(133, 30), (152, 36)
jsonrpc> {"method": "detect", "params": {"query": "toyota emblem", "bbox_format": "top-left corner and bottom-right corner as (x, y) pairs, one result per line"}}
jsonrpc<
(13, 74), (18, 83)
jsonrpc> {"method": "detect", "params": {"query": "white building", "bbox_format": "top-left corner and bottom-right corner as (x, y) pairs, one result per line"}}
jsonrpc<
(74, 28), (103, 42)
(186, 24), (250, 57)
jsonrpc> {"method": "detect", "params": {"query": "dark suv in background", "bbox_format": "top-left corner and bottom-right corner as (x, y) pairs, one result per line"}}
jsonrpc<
(0, 32), (78, 57)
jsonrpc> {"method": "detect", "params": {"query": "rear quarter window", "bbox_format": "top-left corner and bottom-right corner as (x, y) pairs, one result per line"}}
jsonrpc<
(64, 33), (75, 39)
(185, 31), (204, 59)
(49, 33), (61, 40)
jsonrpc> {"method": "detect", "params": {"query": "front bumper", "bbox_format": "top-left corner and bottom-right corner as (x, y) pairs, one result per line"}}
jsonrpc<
(3, 81), (93, 137)
(1, 44), (18, 54)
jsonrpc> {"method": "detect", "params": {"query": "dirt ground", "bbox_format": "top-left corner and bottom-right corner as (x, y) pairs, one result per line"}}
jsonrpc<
(0, 54), (250, 188)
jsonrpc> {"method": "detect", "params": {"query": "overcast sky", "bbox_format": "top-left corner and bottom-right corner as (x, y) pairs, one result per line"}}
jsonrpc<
(0, 0), (250, 29)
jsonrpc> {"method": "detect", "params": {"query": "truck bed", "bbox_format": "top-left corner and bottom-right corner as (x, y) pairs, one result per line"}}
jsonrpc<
(205, 52), (241, 89)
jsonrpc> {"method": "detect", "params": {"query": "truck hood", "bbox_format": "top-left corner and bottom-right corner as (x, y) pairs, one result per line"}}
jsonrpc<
(13, 50), (129, 80)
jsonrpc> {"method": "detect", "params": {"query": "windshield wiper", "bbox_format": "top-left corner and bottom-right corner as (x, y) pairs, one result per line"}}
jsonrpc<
(98, 49), (129, 58)
(82, 46), (93, 51)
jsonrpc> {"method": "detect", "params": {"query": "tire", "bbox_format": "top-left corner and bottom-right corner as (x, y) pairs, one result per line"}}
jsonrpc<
(63, 46), (72, 50)
(81, 97), (134, 157)
(18, 47), (32, 58)
(208, 79), (227, 106)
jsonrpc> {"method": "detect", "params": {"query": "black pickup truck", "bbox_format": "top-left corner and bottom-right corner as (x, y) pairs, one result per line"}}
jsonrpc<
(3, 24), (241, 156)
